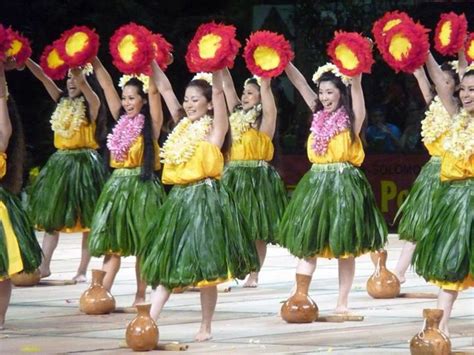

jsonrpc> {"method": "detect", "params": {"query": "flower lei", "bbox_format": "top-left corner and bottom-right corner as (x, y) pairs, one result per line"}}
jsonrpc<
(160, 115), (213, 165)
(442, 109), (474, 160)
(312, 63), (351, 86)
(421, 96), (451, 144)
(310, 106), (350, 155)
(106, 113), (145, 162)
(229, 104), (261, 143)
(50, 96), (87, 138)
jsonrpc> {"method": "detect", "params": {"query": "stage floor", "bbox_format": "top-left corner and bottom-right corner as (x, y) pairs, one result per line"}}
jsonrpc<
(1, 234), (473, 354)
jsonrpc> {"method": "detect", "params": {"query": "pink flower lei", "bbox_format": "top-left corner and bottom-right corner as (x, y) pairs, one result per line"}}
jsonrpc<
(107, 113), (145, 162)
(310, 106), (350, 155)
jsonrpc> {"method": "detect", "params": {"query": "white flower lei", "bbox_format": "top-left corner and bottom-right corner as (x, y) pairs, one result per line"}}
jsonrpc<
(443, 109), (474, 160)
(312, 63), (351, 87)
(160, 115), (213, 165)
(50, 97), (87, 138)
(421, 96), (452, 144)
(229, 104), (261, 143)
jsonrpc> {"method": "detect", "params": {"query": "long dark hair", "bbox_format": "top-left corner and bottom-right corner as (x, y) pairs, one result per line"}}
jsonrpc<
(440, 62), (461, 102)
(234, 78), (263, 129)
(118, 77), (155, 181)
(1, 96), (26, 194)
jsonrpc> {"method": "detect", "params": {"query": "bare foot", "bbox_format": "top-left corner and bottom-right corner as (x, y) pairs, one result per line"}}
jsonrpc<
(132, 296), (146, 307)
(334, 306), (350, 314)
(39, 266), (51, 279)
(243, 273), (258, 288)
(394, 273), (406, 284)
(72, 274), (87, 283)
(195, 329), (212, 342)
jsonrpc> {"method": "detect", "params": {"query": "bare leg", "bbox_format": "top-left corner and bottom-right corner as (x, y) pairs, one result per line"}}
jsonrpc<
(437, 288), (458, 336)
(243, 240), (267, 288)
(101, 254), (121, 292)
(393, 242), (416, 284)
(73, 232), (91, 282)
(335, 257), (355, 314)
(149, 285), (171, 321)
(289, 257), (317, 296)
(133, 257), (147, 306)
(195, 286), (217, 342)
(0, 279), (12, 330)
(38, 231), (59, 278)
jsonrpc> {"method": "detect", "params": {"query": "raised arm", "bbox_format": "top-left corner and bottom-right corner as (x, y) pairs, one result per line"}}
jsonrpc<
(258, 77), (277, 139)
(0, 63), (12, 152)
(425, 52), (458, 116)
(351, 74), (366, 136)
(91, 57), (121, 119)
(222, 67), (240, 112)
(457, 49), (468, 79)
(150, 60), (182, 122)
(413, 66), (433, 105)
(69, 68), (100, 122)
(25, 58), (62, 102)
(147, 76), (163, 140)
(284, 62), (317, 111)
(207, 69), (228, 148)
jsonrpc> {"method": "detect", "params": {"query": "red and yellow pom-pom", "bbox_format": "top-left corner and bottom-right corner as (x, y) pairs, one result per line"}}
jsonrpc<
(57, 26), (99, 67)
(5, 28), (32, 66)
(327, 31), (374, 77)
(243, 30), (294, 78)
(185, 22), (241, 73)
(40, 41), (68, 80)
(0, 25), (13, 62)
(372, 11), (414, 52)
(151, 33), (173, 71)
(434, 12), (467, 56)
(379, 22), (429, 73)
(109, 23), (155, 74)
(465, 33), (474, 64)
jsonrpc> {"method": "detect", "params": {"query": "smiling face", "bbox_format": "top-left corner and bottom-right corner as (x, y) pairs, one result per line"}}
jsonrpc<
(183, 85), (212, 121)
(459, 74), (474, 113)
(318, 80), (341, 113)
(241, 83), (261, 111)
(66, 73), (81, 98)
(121, 84), (146, 117)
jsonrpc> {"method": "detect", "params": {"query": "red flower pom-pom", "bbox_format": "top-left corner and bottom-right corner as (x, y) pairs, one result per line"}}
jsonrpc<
(152, 33), (173, 71)
(243, 30), (294, 78)
(465, 33), (474, 64)
(40, 40), (68, 80)
(0, 25), (13, 62)
(109, 23), (155, 74)
(5, 28), (31, 66)
(185, 22), (241, 73)
(372, 11), (414, 51)
(327, 31), (374, 77)
(57, 26), (100, 67)
(434, 12), (468, 56)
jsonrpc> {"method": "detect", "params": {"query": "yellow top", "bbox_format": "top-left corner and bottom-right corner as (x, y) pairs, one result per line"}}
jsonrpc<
(230, 129), (274, 161)
(307, 130), (364, 166)
(440, 152), (474, 181)
(424, 132), (448, 157)
(162, 141), (224, 185)
(0, 152), (6, 178)
(54, 121), (99, 150)
(110, 136), (161, 170)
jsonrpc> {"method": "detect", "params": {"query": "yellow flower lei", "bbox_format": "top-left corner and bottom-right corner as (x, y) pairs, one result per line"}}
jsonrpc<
(229, 104), (261, 143)
(50, 97), (87, 138)
(421, 96), (451, 144)
(160, 115), (213, 165)
(443, 109), (474, 160)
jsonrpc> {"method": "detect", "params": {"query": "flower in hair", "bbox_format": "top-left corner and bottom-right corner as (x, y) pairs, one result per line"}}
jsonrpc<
(312, 63), (351, 86)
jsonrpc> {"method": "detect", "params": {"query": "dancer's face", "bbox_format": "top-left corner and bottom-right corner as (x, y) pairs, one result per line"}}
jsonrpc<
(121, 85), (146, 117)
(183, 86), (212, 121)
(66, 73), (81, 98)
(318, 81), (341, 113)
(460, 74), (474, 113)
(241, 83), (261, 111)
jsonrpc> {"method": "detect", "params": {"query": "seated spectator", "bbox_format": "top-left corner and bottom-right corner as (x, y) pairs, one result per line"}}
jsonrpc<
(366, 108), (402, 153)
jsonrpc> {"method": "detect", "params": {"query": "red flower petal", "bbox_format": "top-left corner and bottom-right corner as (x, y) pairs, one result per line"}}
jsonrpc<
(5, 28), (32, 66)
(372, 11), (414, 53)
(0, 25), (13, 62)
(40, 40), (68, 80)
(57, 26), (100, 67)
(465, 33), (474, 64)
(434, 12), (468, 56)
(151, 33), (173, 71)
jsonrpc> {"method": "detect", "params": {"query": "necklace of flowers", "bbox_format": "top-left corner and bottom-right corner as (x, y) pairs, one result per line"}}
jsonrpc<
(160, 115), (213, 165)
(421, 96), (452, 144)
(230, 104), (262, 143)
(50, 96), (87, 138)
(442, 109), (474, 160)
(310, 106), (350, 155)
(107, 113), (145, 162)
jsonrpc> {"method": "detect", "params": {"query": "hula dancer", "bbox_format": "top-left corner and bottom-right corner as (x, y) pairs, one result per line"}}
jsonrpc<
(87, 57), (165, 305)
(140, 62), (259, 341)
(412, 56), (474, 336)
(0, 61), (42, 329)
(221, 68), (287, 288)
(25, 59), (108, 282)
(278, 62), (387, 313)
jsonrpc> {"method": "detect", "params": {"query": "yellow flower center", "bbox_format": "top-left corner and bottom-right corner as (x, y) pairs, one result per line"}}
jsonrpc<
(253, 46), (280, 70)
(389, 34), (411, 60)
(47, 48), (65, 69)
(439, 21), (452, 46)
(198, 34), (222, 59)
(335, 44), (359, 70)
(6, 39), (22, 56)
(65, 32), (89, 56)
(118, 35), (138, 63)
(383, 19), (402, 32)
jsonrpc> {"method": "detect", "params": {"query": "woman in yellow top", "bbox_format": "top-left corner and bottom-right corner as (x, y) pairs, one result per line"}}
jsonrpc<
(278, 62), (387, 315)
(26, 59), (108, 282)
(0, 61), (42, 329)
(412, 55), (474, 336)
(221, 69), (287, 287)
(140, 62), (259, 341)
(87, 58), (166, 306)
